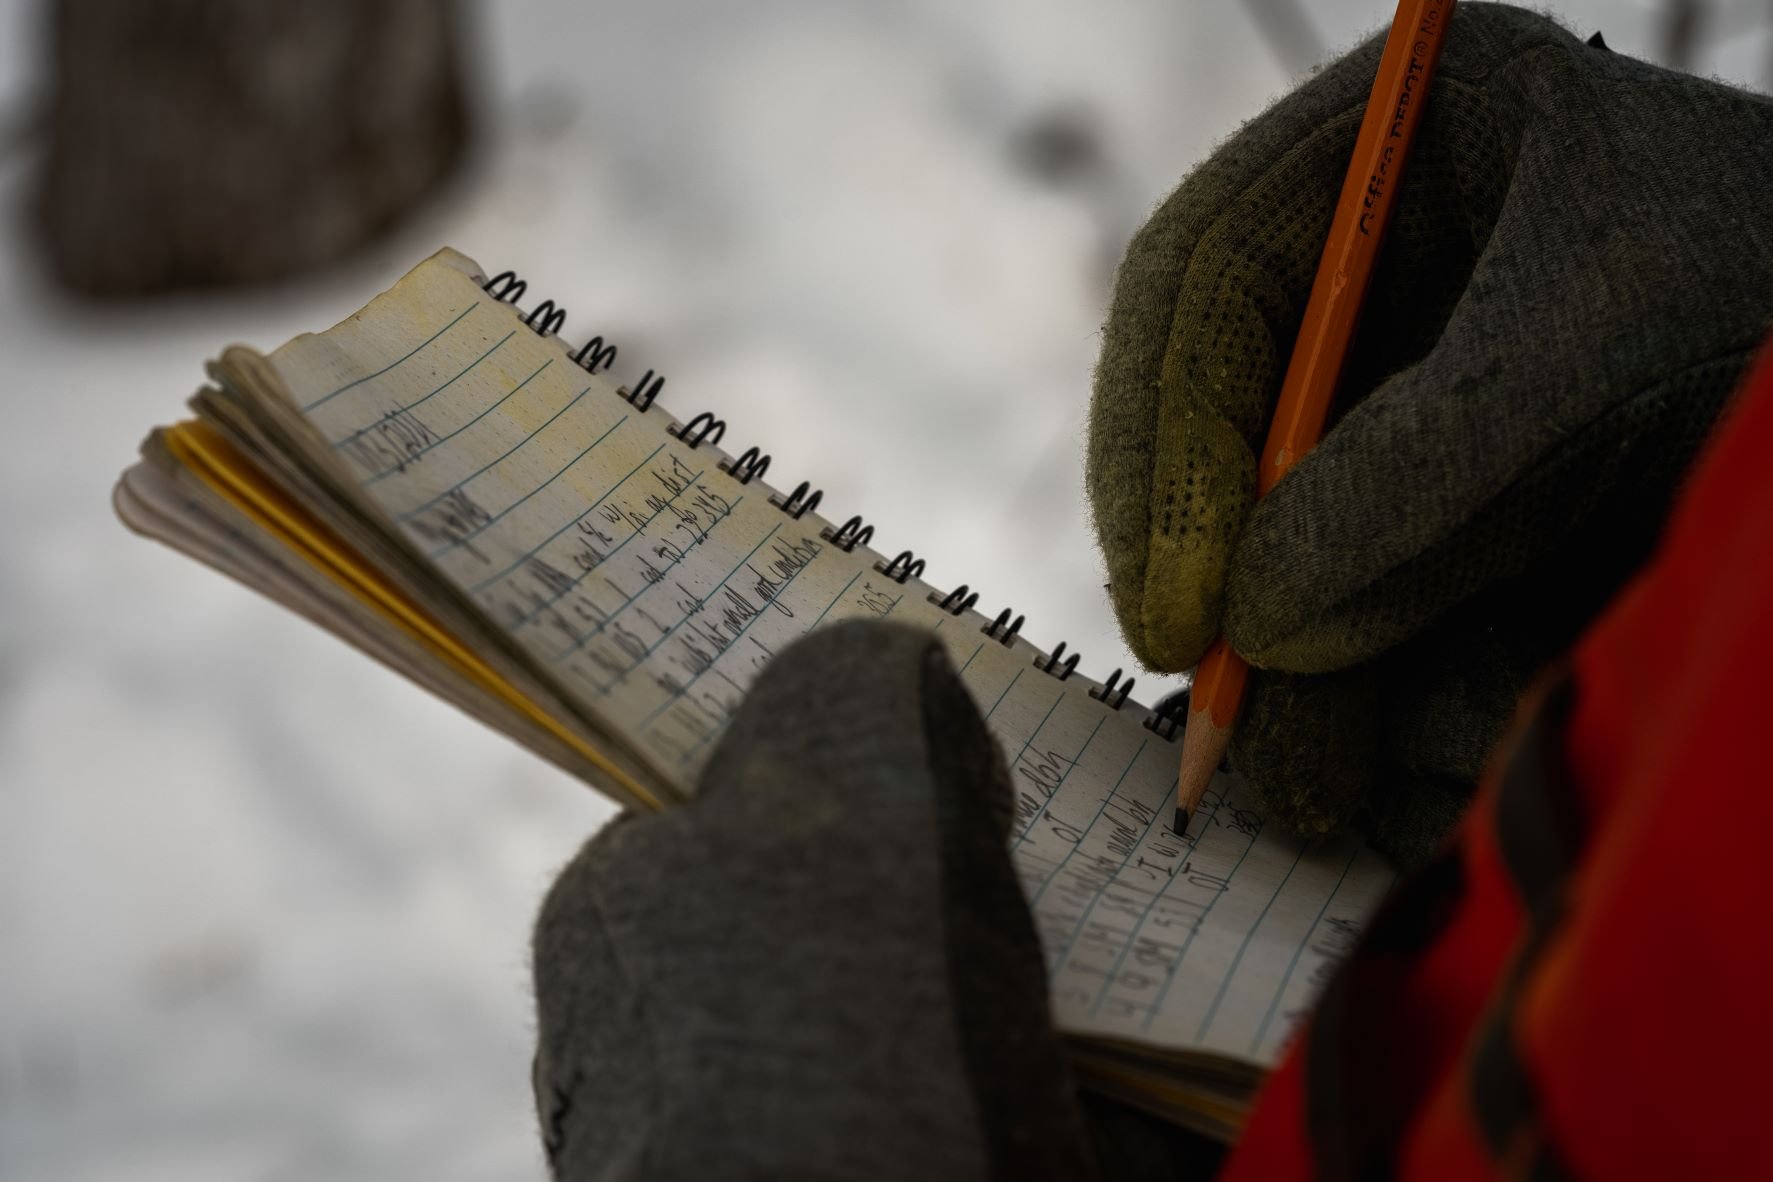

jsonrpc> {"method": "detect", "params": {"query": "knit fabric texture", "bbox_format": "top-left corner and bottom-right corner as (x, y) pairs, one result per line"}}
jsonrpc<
(1088, 2), (1773, 863)
(531, 622), (1112, 1181)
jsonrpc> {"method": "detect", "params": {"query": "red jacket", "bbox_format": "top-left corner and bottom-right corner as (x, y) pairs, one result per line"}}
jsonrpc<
(1222, 338), (1773, 1181)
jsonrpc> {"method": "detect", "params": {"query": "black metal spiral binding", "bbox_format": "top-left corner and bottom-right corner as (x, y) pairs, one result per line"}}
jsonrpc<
(483, 271), (528, 303)
(486, 268), (878, 581)
(672, 412), (725, 449)
(573, 335), (619, 375)
(478, 265), (1166, 724)
(525, 299), (567, 337)
(773, 481), (823, 520)
(721, 446), (770, 484)
(877, 550), (925, 584)
(621, 368), (664, 412)
(825, 516), (874, 552)
(931, 584), (979, 616)
(1089, 668), (1135, 710)
(1143, 688), (1189, 741)
(1037, 641), (1080, 681)
(984, 608), (1024, 646)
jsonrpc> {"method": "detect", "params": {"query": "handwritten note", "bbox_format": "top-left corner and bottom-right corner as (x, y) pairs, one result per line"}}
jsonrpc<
(265, 249), (1395, 1064)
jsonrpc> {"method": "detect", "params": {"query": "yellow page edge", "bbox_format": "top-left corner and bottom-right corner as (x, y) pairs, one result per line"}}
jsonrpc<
(163, 419), (666, 813)
(1069, 1055), (1249, 1133)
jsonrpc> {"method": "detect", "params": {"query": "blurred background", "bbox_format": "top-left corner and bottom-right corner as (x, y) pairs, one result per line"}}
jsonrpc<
(0, 1), (1765, 1177)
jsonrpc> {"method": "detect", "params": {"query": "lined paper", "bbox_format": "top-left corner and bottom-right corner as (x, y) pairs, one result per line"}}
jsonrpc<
(265, 249), (1395, 1063)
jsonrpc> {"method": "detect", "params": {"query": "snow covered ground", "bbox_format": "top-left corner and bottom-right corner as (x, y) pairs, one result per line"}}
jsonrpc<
(0, 1), (1762, 1177)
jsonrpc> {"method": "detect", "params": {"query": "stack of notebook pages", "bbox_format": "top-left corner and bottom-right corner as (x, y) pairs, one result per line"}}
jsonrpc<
(116, 249), (1395, 1140)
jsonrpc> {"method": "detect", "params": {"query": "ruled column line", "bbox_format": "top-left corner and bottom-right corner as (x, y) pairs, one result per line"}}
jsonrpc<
(1194, 843), (1308, 1042)
(635, 546), (824, 728)
(465, 444), (669, 594)
(501, 459), (710, 632)
(982, 668), (1026, 721)
(1001, 693), (1066, 793)
(303, 304), (477, 412)
(330, 328), (515, 450)
(547, 495), (746, 663)
(802, 570), (865, 633)
(1029, 739), (1155, 946)
(1248, 844), (1359, 1055)
(1011, 712), (1109, 849)
(1130, 831), (1262, 1030)
(596, 522), (785, 692)
(425, 413), (631, 559)
(374, 362), (564, 493)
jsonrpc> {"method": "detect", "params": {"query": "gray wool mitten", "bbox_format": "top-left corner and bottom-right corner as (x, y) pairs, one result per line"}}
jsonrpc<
(531, 621), (1112, 1181)
(1088, 3), (1773, 866)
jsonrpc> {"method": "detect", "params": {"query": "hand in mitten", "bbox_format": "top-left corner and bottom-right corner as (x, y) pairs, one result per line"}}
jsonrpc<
(1089, 2), (1773, 866)
(529, 621), (1104, 1181)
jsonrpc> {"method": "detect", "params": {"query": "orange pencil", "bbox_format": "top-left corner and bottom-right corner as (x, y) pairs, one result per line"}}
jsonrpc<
(1176, 0), (1457, 834)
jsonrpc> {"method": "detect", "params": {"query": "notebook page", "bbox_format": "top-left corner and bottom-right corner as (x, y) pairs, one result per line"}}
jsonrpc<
(263, 248), (1394, 1062)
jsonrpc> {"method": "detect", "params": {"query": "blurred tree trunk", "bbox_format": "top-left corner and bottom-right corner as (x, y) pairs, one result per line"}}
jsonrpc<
(37, 0), (469, 296)
(1660, 0), (1704, 71)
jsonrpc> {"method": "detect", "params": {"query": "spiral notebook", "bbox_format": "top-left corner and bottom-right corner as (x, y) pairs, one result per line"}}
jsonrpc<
(114, 248), (1396, 1140)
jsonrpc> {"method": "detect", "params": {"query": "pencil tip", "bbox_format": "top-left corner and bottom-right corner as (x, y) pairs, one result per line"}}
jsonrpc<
(1174, 806), (1190, 836)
